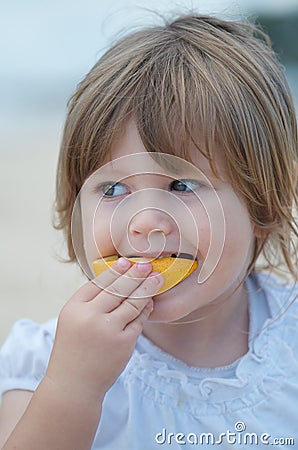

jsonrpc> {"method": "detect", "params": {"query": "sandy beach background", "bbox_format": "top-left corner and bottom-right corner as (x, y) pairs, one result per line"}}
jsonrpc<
(0, 116), (87, 345)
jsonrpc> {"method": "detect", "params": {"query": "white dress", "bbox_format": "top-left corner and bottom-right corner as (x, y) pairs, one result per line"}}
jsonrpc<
(1, 271), (298, 449)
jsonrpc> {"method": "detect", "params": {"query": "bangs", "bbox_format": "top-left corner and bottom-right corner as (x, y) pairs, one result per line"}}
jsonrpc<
(65, 25), (228, 186)
(133, 44), (219, 175)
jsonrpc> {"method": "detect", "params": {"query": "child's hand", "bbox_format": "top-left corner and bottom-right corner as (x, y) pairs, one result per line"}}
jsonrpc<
(44, 258), (163, 402)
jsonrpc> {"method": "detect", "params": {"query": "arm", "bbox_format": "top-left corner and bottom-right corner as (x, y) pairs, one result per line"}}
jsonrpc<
(0, 259), (162, 450)
(0, 391), (33, 448)
(1, 380), (103, 450)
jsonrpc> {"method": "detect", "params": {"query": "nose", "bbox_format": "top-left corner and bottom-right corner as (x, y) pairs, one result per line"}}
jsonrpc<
(128, 208), (174, 237)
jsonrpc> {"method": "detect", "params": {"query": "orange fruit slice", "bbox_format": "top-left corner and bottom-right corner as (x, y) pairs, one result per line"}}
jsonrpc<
(92, 255), (198, 294)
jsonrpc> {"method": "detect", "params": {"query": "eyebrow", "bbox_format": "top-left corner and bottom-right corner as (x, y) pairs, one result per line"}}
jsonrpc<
(95, 165), (182, 180)
(95, 155), (222, 183)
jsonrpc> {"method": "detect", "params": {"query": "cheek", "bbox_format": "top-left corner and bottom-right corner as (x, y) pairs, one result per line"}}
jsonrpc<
(191, 197), (225, 262)
(217, 196), (255, 274)
(194, 190), (255, 283)
(93, 207), (116, 259)
(81, 201), (116, 265)
(196, 220), (211, 259)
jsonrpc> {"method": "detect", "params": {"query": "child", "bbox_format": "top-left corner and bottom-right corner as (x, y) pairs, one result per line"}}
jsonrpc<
(1, 13), (298, 449)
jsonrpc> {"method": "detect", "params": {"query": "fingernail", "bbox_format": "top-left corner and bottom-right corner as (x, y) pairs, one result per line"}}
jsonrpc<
(117, 257), (131, 269)
(136, 260), (152, 273)
(148, 272), (162, 285)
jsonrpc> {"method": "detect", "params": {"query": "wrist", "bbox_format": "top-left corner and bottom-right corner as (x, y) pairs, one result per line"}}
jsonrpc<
(40, 372), (106, 412)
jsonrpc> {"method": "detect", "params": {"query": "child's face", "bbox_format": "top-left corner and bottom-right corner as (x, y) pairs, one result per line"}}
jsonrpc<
(78, 120), (257, 322)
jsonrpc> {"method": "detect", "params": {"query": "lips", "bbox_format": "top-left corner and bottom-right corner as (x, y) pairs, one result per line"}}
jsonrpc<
(124, 252), (195, 260)
(92, 253), (198, 294)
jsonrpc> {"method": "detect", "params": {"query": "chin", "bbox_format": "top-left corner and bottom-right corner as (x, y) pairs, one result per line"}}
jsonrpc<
(147, 271), (202, 323)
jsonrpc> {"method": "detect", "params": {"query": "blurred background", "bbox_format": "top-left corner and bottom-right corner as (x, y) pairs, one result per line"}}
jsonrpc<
(1, 0), (298, 345)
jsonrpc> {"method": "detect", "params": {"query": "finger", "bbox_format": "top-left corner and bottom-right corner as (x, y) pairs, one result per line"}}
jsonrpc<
(111, 272), (163, 327)
(71, 257), (132, 303)
(92, 260), (154, 313)
(91, 257), (133, 292)
(123, 299), (154, 338)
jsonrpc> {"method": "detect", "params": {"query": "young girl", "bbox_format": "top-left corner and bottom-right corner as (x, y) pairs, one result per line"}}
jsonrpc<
(1, 13), (298, 449)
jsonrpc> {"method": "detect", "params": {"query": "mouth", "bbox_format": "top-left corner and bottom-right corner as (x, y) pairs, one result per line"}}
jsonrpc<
(124, 252), (196, 261)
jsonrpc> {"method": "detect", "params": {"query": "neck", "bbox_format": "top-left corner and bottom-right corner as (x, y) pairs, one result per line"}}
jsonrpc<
(142, 284), (249, 368)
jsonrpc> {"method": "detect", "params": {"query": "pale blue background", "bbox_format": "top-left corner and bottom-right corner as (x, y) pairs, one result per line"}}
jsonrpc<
(1, 0), (297, 136)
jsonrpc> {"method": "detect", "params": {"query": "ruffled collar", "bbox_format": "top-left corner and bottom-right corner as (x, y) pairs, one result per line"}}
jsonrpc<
(123, 271), (298, 414)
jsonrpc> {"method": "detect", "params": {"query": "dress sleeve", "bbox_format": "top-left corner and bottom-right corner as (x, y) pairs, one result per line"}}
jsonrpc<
(0, 318), (57, 398)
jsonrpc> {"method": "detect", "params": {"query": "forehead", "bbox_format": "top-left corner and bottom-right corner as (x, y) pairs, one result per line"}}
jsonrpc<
(103, 120), (227, 181)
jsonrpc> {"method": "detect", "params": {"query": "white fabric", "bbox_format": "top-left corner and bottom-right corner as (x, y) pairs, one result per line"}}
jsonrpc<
(1, 271), (298, 449)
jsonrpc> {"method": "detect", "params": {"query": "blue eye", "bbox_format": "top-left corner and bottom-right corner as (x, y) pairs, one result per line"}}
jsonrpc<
(101, 182), (129, 197)
(170, 179), (201, 192)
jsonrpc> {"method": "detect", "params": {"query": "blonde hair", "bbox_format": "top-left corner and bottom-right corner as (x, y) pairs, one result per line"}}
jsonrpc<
(54, 14), (298, 281)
